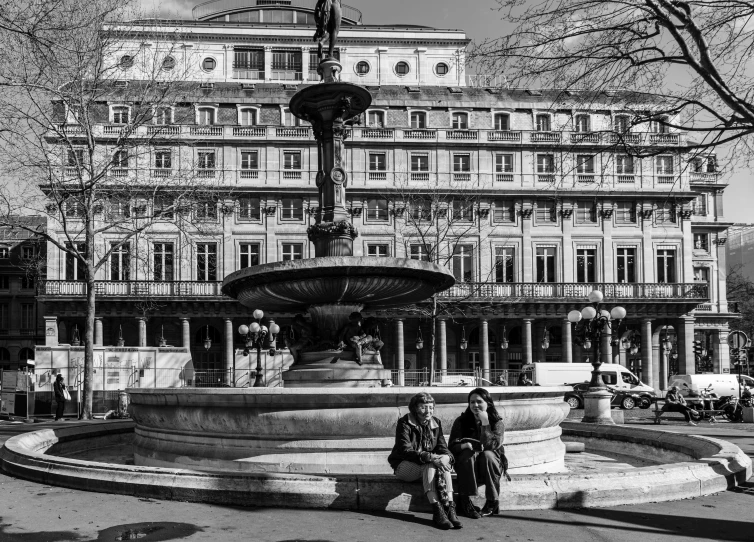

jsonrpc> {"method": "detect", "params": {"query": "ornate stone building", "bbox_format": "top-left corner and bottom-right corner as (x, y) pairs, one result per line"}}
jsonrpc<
(37, 0), (734, 390)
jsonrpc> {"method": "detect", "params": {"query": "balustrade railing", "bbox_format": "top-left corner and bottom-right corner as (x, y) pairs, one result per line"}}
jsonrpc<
(439, 282), (708, 300)
(41, 280), (225, 297)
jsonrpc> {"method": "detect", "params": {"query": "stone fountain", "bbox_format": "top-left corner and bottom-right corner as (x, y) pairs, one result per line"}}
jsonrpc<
(222, 57), (455, 387)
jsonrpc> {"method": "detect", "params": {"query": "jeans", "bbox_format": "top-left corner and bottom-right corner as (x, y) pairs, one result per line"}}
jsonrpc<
(394, 460), (454, 495)
(453, 448), (502, 501)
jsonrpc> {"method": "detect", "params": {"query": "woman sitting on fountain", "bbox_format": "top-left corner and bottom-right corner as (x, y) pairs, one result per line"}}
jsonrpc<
(448, 387), (509, 519)
(387, 392), (462, 530)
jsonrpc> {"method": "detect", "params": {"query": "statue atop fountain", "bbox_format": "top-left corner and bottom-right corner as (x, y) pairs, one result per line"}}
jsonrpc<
(314, 0), (342, 62)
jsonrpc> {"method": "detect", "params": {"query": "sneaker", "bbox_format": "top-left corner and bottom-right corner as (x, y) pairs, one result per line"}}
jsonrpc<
(688, 421), (697, 426)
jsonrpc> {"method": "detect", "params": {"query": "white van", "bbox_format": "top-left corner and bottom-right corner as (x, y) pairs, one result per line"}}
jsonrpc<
(525, 362), (655, 395)
(668, 374), (751, 402)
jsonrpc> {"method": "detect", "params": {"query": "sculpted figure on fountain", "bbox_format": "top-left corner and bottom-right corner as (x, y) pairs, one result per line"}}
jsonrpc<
(285, 314), (317, 364)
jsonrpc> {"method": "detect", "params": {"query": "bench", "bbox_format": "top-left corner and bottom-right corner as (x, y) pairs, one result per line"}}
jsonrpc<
(652, 400), (725, 424)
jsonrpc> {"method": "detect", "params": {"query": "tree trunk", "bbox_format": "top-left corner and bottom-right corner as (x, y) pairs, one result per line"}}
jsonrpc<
(82, 218), (96, 420)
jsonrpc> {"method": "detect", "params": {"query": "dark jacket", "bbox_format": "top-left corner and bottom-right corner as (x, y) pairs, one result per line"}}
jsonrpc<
(53, 380), (66, 402)
(387, 413), (452, 470)
(448, 408), (505, 457)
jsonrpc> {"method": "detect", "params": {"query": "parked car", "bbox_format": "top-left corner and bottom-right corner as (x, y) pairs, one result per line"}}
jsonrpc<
(564, 382), (654, 410)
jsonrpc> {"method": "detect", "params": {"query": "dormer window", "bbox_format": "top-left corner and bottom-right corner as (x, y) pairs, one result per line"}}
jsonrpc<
(536, 114), (551, 131)
(368, 111), (384, 127)
(494, 113), (510, 131)
(410, 111), (427, 129)
(614, 115), (630, 133)
(452, 112), (468, 130)
(283, 108), (303, 126)
(112, 106), (129, 124)
(153, 107), (172, 125)
(239, 108), (257, 126)
(198, 107), (215, 125)
(574, 114), (590, 132)
(651, 116), (669, 133)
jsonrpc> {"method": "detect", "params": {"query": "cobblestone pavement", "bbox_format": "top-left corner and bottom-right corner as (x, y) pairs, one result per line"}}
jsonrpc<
(0, 418), (753, 542)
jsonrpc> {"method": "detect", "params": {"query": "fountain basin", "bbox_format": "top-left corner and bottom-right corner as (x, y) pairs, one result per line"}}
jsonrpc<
(128, 387), (571, 475)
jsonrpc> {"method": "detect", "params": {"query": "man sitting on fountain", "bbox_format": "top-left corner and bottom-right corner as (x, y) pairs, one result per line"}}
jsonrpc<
(338, 311), (375, 365)
(388, 392), (462, 530)
(285, 314), (316, 364)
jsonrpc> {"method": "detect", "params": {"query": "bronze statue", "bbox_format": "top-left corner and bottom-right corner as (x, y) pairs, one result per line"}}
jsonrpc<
(314, 0), (342, 61)
(285, 314), (316, 364)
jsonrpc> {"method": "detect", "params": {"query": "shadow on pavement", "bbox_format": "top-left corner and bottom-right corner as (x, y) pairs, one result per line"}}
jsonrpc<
(0, 518), (81, 542)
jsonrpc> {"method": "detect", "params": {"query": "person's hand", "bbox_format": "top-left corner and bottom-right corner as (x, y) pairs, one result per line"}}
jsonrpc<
(462, 442), (474, 452)
(476, 410), (490, 425)
(432, 455), (451, 471)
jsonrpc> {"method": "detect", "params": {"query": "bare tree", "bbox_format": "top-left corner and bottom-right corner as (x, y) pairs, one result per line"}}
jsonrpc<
(727, 266), (754, 340)
(0, 1), (223, 418)
(472, 1), (754, 167)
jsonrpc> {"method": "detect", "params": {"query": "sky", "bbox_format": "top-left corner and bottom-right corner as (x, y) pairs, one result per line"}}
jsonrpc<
(143, 0), (754, 224)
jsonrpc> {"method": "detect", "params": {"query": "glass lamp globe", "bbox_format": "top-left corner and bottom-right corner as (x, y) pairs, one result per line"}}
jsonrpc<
(583, 339), (592, 349)
(500, 338), (509, 350)
(460, 339), (468, 351)
(203, 337), (211, 351)
(588, 290), (604, 303)
(600, 309), (611, 320)
(416, 339), (424, 350)
(610, 306), (627, 320)
(238, 324), (249, 336)
(541, 339), (550, 350)
(269, 323), (280, 335)
(250, 322), (261, 333)
(261, 325), (268, 334)
(630, 345), (639, 355)
(253, 309), (264, 320)
(581, 306), (597, 320)
(568, 310), (582, 323)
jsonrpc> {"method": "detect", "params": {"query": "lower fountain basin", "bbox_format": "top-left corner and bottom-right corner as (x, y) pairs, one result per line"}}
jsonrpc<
(128, 387), (571, 475)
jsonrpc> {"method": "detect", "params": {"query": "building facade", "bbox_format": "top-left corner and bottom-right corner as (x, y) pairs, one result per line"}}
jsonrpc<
(37, 0), (736, 391)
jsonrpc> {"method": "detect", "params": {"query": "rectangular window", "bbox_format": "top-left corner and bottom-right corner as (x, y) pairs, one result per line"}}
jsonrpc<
(694, 233), (709, 251)
(452, 245), (474, 282)
(282, 243), (303, 261)
(369, 153), (386, 171)
(495, 154), (513, 173)
(574, 114), (590, 132)
(576, 155), (595, 174)
(241, 151), (259, 170)
(494, 247), (515, 283)
(195, 202), (217, 221)
(366, 198), (388, 221)
(65, 243), (86, 281)
(239, 243), (260, 269)
(0, 304), (8, 328)
(21, 304), (34, 330)
(410, 244), (431, 261)
(411, 154), (429, 171)
(234, 49), (264, 70)
(452, 200), (473, 221)
(112, 150), (128, 168)
(410, 202), (431, 221)
(0, 247), (8, 258)
(154, 198), (173, 220)
(154, 107), (171, 125)
(154, 150), (171, 169)
(536, 114), (551, 131)
(21, 246), (34, 260)
(21, 275), (34, 289)
(452, 112), (468, 130)
(651, 117), (669, 133)
(239, 109), (257, 126)
(575, 201), (597, 224)
(109, 242), (130, 281)
(656, 156), (674, 174)
(238, 197), (261, 221)
(198, 108), (215, 125)
(112, 107), (129, 124)
(281, 197), (304, 220)
(67, 149), (85, 167)
(616, 155), (634, 174)
(536, 201), (557, 223)
(576, 248), (597, 282)
(153, 243), (174, 281)
(368, 111), (385, 127)
(196, 243), (217, 281)
(197, 151), (215, 170)
(283, 151), (301, 170)
(694, 266), (710, 283)
(494, 113), (510, 131)
(537, 154), (554, 173)
(656, 203), (676, 224)
(657, 248), (676, 283)
(271, 50), (302, 71)
(614, 115), (630, 133)
(693, 194), (707, 216)
(410, 112), (426, 129)
(616, 201), (636, 224)
(453, 154), (471, 172)
(493, 200), (515, 223)
(367, 244), (390, 257)
(535, 247), (557, 283)
(0, 276), (9, 289)
(617, 248), (636, 283)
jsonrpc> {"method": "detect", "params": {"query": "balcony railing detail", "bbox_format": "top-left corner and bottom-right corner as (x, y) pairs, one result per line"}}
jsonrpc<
(487, 131), (521, 142)
(649, 133), (680, 144)
(690, 172), (720, 183)
(270, 70), (303, 81)
(233, 127), (266, 137)
(495, 173), (514, 182)
(40, 280), (708, 302)
(617, 175), (635, 183)
(537, 174), (556, 183)
(368, 171), (387, 181)
(147, 125), (181, 136)
(576, 174), (595, 183)
(276, 127), (310, 138)
(232, 69), (264, 80)
(656, 176), (675, 184)
(439, 282), (708, 301)
(571, 133), (600, 144)
(240, 170), (259, 179)
(610, 133), (643, 145)
(404, 129), (437, 140)
(446, 130), (478, 141)
(151, 168), (171, 178)
(190, 126), (223, 137)
(411, 172), (430, 181)
(283, 170), (302, 179)
(362, 128), (394, 139)
(531, 132), (561, 143)
(454, 173), (471, 182)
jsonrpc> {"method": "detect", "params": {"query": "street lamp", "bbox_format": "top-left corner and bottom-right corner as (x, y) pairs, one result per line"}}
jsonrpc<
(415, 327), (424, 350)
(203, 325), (212, 351)
(459, 326), (468, 351)
(567, 289), (627, 424)
(238, 309), (279, 387)
(499, 326), (509, 351)
(541, 326), (550, 352)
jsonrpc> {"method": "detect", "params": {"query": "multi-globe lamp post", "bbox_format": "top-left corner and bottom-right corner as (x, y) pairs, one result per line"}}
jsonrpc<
(567, 290), (627, 424)
(238, 309), (280, 388)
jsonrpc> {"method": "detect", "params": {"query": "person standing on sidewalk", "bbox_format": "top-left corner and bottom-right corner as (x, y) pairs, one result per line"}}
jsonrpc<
(53, 374), (67, 421)
(662, 386), (697, 426)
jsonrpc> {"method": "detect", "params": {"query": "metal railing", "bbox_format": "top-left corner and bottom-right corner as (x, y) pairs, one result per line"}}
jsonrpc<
(438, 282), (709, 301)
(40, 280), (225, 297)
(388, 368), (531, 387)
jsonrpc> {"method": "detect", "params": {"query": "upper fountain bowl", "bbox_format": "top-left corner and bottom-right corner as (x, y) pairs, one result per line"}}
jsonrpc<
(222, 257), (455, 311)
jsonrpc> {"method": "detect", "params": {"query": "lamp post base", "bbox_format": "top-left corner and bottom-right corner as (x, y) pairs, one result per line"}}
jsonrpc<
(581, 389), (615, 424)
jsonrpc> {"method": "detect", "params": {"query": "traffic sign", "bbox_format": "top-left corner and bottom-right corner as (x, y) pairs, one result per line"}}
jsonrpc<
(728, 330), (749, 350)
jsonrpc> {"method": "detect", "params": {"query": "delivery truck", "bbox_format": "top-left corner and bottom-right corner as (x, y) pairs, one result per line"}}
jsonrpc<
(522, 362), (656, 395)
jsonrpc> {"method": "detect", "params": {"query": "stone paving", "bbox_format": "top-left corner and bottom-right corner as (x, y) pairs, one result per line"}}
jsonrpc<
(1, 417), (753, 542)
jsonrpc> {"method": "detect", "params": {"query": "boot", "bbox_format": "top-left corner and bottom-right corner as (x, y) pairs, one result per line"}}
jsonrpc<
(458, 495), (481, 519)
(480, 500), (500, 517)
(445, 501), (463, 529)
(431, 502), (453, 530)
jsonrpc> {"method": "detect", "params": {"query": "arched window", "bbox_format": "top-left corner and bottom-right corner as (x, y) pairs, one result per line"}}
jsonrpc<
(194, 325), (222, 347)
(0, 347), (10, 364)
(19, 348), (34, 364)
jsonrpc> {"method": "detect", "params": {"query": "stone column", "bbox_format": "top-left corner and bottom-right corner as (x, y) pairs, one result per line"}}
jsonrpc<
(562, 318), (573, 363)
(395, 319), (405, 386)
(137, 317), (147, 348)
(641, 319), (653, 388)
(677, 316), (696, 375)
(264, 46), (273, 81)
(523, 318), (534, 366)
(224, 318), (234, 386)
(601, 321), (611, 364)
(181, 318), (191, 349)
(479, 318), (490, 381)
(713, 329), (730, 374)
(44, 316), (58, 347)
(94, 317), (103, 347)
(437, 318), (448, 376)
